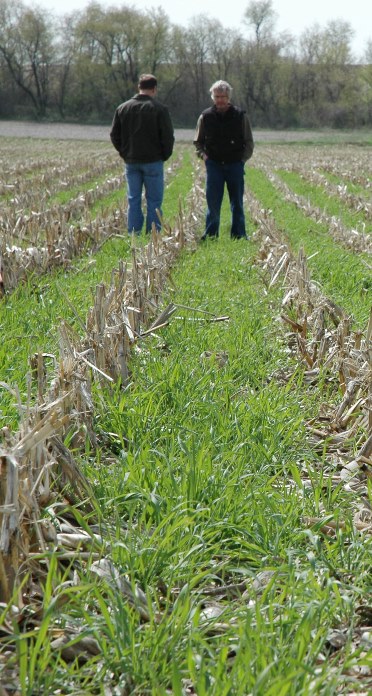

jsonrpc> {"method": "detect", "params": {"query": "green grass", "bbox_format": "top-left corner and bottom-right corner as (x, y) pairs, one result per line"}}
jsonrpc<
(164, 147), (195, 224)
(50, 171), (120, 206)
(247, 167), (372, 327)
(318, 170), (370, 197)
(0, 235), (131, 428)
(276, 169), (372, 233)
(0, 145), (191, 426)
(1, 142), (371, 695)
(68, 234), (369, 694)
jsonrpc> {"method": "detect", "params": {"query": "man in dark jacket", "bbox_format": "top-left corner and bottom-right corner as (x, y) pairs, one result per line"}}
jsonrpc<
(110, 74), (174, 234)
(194, 80), (254, 240)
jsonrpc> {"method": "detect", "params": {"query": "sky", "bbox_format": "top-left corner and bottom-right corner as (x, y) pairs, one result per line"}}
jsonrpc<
(28, 0), (371, 59)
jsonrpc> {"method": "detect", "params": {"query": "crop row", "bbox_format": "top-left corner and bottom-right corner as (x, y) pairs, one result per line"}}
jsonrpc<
(0, 138), (371, 693)
(0, 147), (186, 291)
(0, 136), (112, 167)
(254, 143), (371, 188)
(260, 168), (371, 253)
(1, 145), (371, 693)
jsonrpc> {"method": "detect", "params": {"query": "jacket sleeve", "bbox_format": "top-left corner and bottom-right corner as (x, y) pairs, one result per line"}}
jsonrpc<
(193, 115), (206, 159)
(159, 106), (175, 161)
(242, 113), (254, 162)
(110, 109), (122, 155)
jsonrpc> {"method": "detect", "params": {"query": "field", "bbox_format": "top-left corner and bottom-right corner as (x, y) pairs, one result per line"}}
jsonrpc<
(0, 126), (371, 695)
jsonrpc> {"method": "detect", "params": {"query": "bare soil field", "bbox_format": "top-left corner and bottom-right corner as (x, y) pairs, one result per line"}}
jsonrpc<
(0, 120), (371, 143)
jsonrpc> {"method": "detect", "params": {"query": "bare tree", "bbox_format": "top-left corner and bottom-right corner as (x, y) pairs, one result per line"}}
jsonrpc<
(142, 7), (173, 77)
(243, 0), (277, 46)
(298, 20), (358, 126)
(0, 0), (370, 127)
(51, 11), (83, 118)
(172, 16), (213, 115)
(0, 0), (55, 118)
(300, 20), (354, 65)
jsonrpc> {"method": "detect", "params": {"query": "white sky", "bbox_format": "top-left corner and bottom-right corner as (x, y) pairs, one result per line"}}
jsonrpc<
(29, 0), (371, 59)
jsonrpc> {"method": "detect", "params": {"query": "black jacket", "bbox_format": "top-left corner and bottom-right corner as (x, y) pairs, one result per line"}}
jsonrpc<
(110, 94), (174, 163)
(194, 104), (254, 163)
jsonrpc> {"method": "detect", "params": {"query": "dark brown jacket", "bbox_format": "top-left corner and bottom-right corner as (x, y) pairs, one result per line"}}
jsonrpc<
(110, 94), (174, 163)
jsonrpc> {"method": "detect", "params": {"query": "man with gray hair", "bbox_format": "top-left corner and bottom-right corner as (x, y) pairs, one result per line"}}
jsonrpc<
(194, 80), (254, 240)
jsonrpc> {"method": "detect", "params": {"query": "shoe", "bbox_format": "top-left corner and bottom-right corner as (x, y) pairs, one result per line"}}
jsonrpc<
(200, 234), (218, 241)
(231, 234), (249, 240)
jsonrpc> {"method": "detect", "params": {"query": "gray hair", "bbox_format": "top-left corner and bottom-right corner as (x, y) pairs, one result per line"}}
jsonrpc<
(209, 80), (233, 99)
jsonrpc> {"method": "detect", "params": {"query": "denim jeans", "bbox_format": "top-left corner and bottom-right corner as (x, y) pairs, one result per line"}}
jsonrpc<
(205, 159), (246, 238)
(125, 161), (164, 233)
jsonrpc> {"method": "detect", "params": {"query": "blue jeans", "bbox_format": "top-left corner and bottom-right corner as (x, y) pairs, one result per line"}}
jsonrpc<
(125, 161), (164, 233)
(204, 159), (246, 238)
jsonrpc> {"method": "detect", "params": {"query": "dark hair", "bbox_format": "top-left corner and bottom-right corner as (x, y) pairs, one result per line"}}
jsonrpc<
(138, 74), (157, 90)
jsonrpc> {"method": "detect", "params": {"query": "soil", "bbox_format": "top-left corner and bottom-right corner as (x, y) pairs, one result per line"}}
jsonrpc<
(0, 120), (361, 143)
(0, 120), (194, 142)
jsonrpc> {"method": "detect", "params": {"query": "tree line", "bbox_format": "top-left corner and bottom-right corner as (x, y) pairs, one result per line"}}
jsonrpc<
(0, 0), (371, 129)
